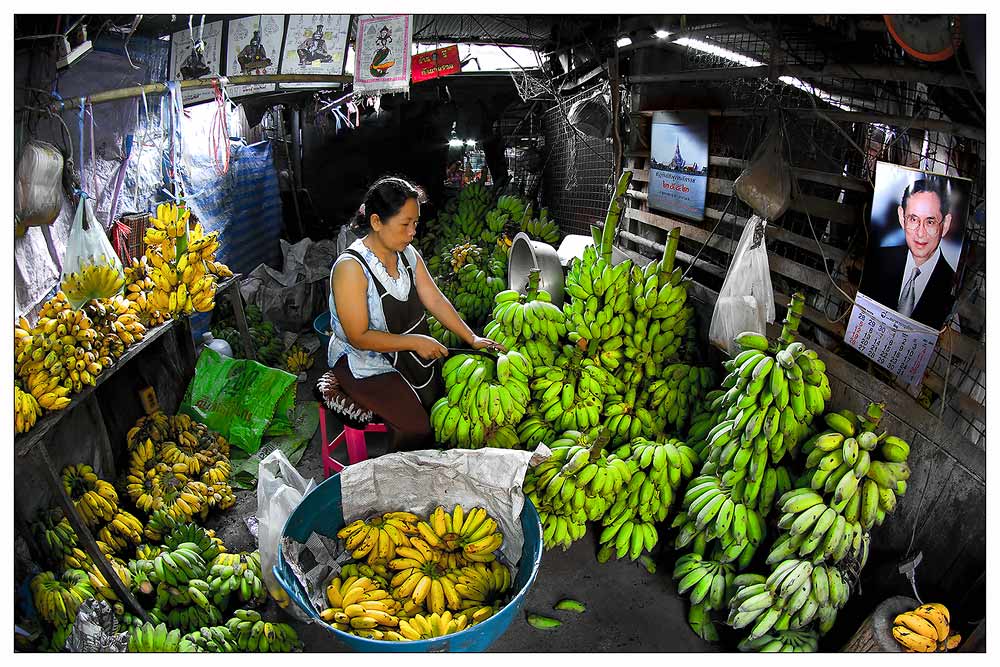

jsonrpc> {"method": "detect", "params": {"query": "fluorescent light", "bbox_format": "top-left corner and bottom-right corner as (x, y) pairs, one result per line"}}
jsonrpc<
(673, 37), (858, 112)
(449, 139), (465, 148)
(465, 139), (476, 147)
(778, 76), (856, 112)
(616, 36), (632, 48)
(655, 30), (671, 39)
(675, 37), (764, 67)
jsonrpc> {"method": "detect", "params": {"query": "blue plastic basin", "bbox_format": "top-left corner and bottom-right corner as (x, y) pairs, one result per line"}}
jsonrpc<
(274, 473), (543, 652)
(313, 312), (332, 350)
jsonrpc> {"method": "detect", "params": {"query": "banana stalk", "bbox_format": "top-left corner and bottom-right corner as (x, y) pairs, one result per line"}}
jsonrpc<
(599, 171), (634, 264)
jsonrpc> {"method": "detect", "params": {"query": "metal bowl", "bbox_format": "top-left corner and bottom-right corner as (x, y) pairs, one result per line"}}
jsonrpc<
(508, 232), (565, 306)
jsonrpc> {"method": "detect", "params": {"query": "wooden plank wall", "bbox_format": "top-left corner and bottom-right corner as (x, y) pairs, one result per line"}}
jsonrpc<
(611, 119), (986, 623)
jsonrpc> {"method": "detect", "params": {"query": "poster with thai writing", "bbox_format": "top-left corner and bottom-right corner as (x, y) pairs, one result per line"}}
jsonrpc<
(224, 15), (286, 98)
(648, 112), (709, 221)
(353, 15), (413, 96)
(279, 15), (351, 89)
(411, 45), (462, 83)
(170, 20), (224, 105)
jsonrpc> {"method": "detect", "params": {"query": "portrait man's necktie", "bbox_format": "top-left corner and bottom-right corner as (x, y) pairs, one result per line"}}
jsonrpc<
(898, 266), (920, 317)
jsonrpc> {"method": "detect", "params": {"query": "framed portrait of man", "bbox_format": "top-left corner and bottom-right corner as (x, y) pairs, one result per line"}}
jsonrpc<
(857, 162), (971, 331)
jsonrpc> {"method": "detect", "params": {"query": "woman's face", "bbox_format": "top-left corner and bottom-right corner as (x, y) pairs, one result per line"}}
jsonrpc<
(372, 198), (419, 252)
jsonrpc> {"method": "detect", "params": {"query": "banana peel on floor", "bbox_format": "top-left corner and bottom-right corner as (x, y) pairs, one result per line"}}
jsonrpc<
(526, 613), (562, 630)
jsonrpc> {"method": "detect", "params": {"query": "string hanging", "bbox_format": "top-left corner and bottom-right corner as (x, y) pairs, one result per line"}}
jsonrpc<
(210, 79), (231, 176)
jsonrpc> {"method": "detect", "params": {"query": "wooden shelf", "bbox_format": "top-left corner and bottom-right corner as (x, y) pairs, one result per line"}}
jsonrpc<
(15, 319), (180, 458)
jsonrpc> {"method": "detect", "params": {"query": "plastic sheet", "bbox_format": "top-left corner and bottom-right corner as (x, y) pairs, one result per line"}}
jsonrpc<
(239, 238), (339, 332)
(709, 215), (776, 356)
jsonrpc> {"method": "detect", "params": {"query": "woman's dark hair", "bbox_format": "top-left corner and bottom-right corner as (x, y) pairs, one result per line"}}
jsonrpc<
(352, 176), (425, 233)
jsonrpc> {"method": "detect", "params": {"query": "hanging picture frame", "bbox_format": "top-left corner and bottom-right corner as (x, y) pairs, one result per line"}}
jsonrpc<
(353, 14), (413, 97)
(169, 19), (225, 106)
(279, 15), (352, 89)
(224, 15), (286, 98)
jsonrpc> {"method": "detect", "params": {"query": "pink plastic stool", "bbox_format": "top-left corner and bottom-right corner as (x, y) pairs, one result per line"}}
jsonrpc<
(318, 404), (387, 477)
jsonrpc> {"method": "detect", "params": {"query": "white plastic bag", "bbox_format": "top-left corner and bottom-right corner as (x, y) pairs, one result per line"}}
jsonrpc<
(734, 121), (793, 221)
(709, 215), (775, 355)
(257, 449), (316, 621)
(59, 197), (125, 308)
(15, 140), (64, 234)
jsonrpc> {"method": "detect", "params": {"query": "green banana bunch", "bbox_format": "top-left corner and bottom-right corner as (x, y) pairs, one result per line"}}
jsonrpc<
(32, 507), (78, 564)
(563, 244), (632, 345)
(525, 428), (631, 551)
(727, 559), (850, 640)
(208, 551), (266, 607)
(164, 523), (225, 562)
(597, 436), (698, 562)
(486, 285), (568, 353)
(427, 314), (464, 348)
(149, 543), (208, 587)
(529, 345), (618, 434)
(673, 553), (735, 610)
(127, 622), (185, 652)
(165, 601), (224, 633)
(431, 351), (531, 449)
(523, 209), (561, 245)
(179, 625), (241, 652)
(642, 364), (715, 434)
(672, 474), (772, 569)
(224, 609), (301, 652)
(799, 404), (910, 532)
(768, 489), (865, 567)
(738, 628), (820, 652)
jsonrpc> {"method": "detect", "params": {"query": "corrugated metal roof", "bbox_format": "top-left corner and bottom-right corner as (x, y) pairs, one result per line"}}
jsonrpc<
(115, 14), (554, 46)
(409, 15), (552, 46)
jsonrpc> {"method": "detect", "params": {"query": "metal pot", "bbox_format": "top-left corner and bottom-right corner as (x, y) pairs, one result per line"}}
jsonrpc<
(508, 232), (565, 306)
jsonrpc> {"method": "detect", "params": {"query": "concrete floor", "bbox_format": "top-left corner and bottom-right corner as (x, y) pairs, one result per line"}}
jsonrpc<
(203, 352), (716, 653)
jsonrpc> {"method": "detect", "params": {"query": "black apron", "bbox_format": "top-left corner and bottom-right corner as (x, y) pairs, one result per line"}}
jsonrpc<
(344, 248), (443, 409)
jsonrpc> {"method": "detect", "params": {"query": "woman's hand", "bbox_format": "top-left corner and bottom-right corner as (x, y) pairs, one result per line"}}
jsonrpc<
(471, 335), (505, 353)
(409, 334), (449, 360)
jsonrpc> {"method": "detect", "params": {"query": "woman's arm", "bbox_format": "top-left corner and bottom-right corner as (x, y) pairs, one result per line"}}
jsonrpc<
(411, 250), (502, 351)
(333, 260), (446, 359)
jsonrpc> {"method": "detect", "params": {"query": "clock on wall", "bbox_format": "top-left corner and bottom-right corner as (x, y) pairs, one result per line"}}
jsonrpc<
(884, 15), (960, 62)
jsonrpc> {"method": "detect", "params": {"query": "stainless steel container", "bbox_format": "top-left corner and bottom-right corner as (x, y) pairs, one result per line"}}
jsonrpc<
(507, 232), (565, 306)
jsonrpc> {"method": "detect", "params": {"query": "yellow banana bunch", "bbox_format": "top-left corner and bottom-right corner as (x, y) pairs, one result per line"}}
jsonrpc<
(61, 464), (118, 527)
(85, 556), (132, 606)
(143, 203), (231, 317)
(398, 611), (470, 640)
(284, 345), (314, 373)
(122, 411), (234, 517)
(123, 257), (170, 327)
(31, 569), (96, 627)
(338, 513), (416, 564)
(892, 603), (960, 652)
(322, 505), (511, 643)
(14, 383), (42, 433)
(61, 255), (125, 306)
(155, 463), (211, 523)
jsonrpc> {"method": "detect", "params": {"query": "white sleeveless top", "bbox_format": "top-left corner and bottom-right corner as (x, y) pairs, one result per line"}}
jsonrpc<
(327, 238), (419, 378)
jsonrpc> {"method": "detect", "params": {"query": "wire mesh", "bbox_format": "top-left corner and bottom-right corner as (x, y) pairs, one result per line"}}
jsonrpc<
(541, 84), (615, 236)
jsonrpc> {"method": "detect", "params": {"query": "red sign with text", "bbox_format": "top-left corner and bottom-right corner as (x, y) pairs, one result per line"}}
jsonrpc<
(411, 45), (461, 83)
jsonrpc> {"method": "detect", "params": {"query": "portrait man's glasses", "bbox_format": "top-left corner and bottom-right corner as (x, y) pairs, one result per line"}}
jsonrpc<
(904, 214), (941, 231)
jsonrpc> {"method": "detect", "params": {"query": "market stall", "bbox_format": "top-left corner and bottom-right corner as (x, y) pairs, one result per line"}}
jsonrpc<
(12, 12), (986, 655)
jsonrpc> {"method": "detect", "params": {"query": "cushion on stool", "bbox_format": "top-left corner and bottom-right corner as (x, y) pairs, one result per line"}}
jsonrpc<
(314, 371), (376, 429)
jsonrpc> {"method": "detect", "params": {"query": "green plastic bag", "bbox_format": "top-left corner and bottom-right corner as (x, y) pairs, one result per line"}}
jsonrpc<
(229, 401), (320, 490)
(180, 348), (298, 454)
